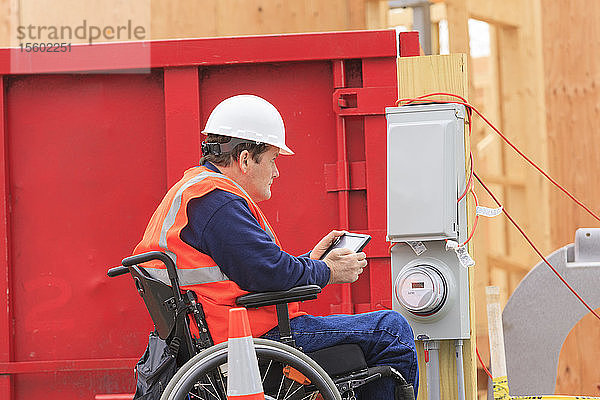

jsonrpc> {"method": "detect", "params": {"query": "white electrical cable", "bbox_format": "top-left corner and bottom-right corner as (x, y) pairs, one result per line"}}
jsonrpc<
(456, 339), (466, 400)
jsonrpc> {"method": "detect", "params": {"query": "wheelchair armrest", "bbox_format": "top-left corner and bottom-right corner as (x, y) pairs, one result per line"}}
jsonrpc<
(236, 285), (321, 308)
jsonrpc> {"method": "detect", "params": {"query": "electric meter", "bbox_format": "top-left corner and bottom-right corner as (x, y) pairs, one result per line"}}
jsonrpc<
(395, 264), (447, 316)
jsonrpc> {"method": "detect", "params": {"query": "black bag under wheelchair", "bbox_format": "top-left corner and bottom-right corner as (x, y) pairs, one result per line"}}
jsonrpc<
(132, 331), (178, 399)
(108, 251), (415, 400)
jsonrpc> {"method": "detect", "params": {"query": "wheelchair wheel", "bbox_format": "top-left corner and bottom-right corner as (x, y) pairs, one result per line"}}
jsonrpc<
(161, 338), (341, 400)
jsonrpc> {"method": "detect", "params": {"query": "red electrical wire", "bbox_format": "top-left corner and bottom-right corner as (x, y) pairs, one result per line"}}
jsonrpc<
(457, 153), (474, 203)
(474, 171), (600, 321)
(459, 189), (479, 247)
(396, 93), (600, 224)
(394, 93), (600, 320)
(388, 242), (397, 253)
(476, 345), (493, 380)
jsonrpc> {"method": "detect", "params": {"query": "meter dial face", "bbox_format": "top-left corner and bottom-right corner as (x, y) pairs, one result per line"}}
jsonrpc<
(395, 264), (447, 316)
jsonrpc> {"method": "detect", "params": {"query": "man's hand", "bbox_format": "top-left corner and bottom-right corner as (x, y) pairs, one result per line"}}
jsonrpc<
(323, 248), (367, 284)
(309, 230), (346, 260)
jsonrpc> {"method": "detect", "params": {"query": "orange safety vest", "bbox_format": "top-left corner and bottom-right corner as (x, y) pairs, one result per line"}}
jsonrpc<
(133, 165), (305, 343)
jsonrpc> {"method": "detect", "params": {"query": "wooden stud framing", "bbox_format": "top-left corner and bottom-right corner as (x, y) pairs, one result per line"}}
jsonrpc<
(467, 0), (523, 27)
(1, 0), (391, 47)
(541, 0), (600, 395)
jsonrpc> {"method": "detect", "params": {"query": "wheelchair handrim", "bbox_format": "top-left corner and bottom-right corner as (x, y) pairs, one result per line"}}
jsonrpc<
(162, 338), (341, 400)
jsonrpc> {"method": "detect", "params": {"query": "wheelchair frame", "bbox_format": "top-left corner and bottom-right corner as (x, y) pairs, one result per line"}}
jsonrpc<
(108, 251), (414, 400)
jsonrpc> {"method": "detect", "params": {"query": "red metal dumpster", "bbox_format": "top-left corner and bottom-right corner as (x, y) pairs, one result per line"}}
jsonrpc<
(0, 30), (419, 399)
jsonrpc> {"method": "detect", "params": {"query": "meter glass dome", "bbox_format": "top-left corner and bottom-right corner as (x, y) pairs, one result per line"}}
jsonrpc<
(395, 264), (447, 316)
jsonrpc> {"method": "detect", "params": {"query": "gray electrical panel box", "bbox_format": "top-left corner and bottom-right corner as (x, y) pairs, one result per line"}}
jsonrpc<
(386, 104), (466, 242)
(386, 103), (470, 341)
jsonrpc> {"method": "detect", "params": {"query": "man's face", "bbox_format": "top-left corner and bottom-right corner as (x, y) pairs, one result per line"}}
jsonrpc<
(244, 145), (280, 202)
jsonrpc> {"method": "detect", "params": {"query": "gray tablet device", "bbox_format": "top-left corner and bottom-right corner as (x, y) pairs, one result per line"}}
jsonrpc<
(319, 232), (372, 260)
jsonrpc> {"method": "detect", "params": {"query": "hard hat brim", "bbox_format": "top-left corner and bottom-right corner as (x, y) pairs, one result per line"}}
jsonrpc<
(278, 144), (294, 156)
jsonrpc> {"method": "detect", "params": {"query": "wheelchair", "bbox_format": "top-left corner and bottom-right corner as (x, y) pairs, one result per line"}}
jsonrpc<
(108, 251), (415, 400)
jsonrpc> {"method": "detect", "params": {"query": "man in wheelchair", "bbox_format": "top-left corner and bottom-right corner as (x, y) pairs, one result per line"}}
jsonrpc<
(130, 95), (418, 399)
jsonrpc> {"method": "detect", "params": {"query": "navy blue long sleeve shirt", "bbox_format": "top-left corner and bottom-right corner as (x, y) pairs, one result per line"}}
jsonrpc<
(180, 162), (330, 292)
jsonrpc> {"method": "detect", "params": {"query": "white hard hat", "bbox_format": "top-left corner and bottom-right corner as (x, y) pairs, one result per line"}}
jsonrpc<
(203, 95), (294, 155)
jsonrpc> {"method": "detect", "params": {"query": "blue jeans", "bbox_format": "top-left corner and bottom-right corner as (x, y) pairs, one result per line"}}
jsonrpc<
(261, 310), (419, 399)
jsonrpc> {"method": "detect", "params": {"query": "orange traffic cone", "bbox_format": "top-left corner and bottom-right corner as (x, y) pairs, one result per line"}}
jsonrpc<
(227, 307), (265, 400)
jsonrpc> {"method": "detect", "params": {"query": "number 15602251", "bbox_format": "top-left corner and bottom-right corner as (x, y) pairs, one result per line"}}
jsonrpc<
(19, 42), (71, 52)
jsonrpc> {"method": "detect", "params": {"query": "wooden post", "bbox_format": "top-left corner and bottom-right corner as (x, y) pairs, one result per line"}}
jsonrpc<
(397, 54), (477, 400)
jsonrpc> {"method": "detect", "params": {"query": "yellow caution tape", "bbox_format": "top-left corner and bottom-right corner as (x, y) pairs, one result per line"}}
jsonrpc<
(490, 376), (600, 400)
(511, 397), (600, 399)
(493, 376), (510, 400)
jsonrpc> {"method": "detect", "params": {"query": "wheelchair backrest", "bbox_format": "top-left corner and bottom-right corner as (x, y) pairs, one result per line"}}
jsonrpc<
(129, 265), (177, 340)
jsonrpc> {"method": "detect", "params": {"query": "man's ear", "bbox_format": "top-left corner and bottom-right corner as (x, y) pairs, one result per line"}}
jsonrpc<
(238, 150), (250, 173)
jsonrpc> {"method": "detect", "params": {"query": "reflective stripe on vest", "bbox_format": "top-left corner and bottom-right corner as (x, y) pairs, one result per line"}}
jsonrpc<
(146, 170), (276, 286)
(145, 264), (228, 287)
